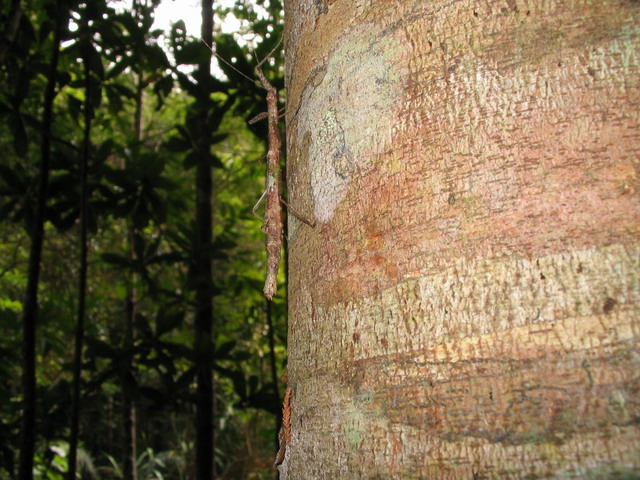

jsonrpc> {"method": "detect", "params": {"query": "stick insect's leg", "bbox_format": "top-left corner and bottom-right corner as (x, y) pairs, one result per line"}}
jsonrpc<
(252, 188), (268, 220)
(248, 111), (268, 125)
(280, 197), (316, 228)
(253, 173), (277, 220)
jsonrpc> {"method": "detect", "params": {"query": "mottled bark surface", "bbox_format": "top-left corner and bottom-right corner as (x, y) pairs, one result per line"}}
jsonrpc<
(283, 0), (640, 478)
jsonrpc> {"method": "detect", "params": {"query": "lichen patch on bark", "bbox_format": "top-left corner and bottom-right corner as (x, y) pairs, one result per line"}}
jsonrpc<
(294, 21), (408, 223)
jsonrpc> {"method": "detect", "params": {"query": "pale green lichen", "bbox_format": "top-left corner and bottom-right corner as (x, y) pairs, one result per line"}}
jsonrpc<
(342, 403), (368, 451)
(297, 24), (407, 222)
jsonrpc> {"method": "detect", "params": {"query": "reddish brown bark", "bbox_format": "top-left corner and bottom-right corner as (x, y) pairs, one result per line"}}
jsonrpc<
(283, 0), (640, 478)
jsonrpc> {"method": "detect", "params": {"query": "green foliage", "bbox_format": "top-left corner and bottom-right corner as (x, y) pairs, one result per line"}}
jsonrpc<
(0, 0), (286, 478)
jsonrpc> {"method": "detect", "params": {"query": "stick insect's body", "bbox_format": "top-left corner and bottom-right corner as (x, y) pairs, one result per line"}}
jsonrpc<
(208, 38), (300, 469)
(250, 41), (315, 299)
(253, 60), (283, 300)
(250, 43), (315, 470)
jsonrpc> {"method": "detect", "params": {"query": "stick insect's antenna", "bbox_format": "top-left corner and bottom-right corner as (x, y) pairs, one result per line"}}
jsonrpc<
(201, 39), (257, 85)
(202, 36), (284, 85)
(254, 37), (283, 71)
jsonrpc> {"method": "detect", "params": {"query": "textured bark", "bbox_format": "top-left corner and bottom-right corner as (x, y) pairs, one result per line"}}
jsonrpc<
(283, 0), (640, 478)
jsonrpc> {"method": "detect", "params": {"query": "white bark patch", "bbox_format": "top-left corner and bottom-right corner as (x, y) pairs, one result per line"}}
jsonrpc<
(296, 24), (406, 223)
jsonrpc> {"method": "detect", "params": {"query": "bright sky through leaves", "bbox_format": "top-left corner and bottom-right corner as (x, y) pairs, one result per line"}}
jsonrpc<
(150, 0), (273, 77)
(153, 0), (242, 37)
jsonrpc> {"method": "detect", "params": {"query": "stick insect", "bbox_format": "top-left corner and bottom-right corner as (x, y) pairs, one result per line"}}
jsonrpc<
(206, 38), (315, 300)
(250, 43), (283, 300)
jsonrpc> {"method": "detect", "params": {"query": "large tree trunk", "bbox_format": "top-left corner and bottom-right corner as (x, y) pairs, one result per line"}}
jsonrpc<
(282, 1), (640, 478)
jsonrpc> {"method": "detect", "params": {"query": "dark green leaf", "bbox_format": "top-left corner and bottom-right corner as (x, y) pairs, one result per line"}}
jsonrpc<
(95, 139), (115, 164)
(175, 368), (196, 391)
(214, 340), (236, 360)
(176, 72), (203, 99)
(141, 44), (170, 71)
(147, 252), (184, 266)
(211, 133), (229, 144)
(14, 67), (33, 105)
(111, 83), (136, 99)
(174, 41), (209, 66)
(156, 311), (184, 337)
(101, 252), (133, 269)
(105, 85), (123, 114)
(86, 42), (105, 79)
(215, 366), (247, 401)
(56, 71), (71, 88)
(210, 154), (224, 169)
(85, 338), (116, 359)
(106, 58), (131, 79)
(153, 74), (173, 107)
(67, 95), (83, 122)
(248, 375), (258, 395)
(0, 165), (25, 189)
(183, 151), (198, 169)
(159, 341), (192, 361)
(164, 135), (191, 153)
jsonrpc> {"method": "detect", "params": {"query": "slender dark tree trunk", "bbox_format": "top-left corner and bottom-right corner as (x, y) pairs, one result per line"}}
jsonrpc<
(67, 14), (92, 479)
(121, 74), (145, 480)
(122, 283), (137, 480)
(19, 2), (64, 479)
(0, 0), (22, 64)
(195, 1), (214, 479)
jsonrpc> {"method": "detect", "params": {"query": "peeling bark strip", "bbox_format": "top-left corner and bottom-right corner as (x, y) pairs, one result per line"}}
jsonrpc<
(275, 386), (293, 467)
(255, 59), (283, 300)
